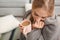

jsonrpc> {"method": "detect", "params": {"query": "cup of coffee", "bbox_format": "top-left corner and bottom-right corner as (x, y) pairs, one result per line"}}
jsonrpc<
(20, 19), (31, 35)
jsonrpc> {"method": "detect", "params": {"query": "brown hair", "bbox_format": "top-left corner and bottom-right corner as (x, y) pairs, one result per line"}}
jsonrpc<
(30, 0), (54, 23)
(32, 0), (54, 16)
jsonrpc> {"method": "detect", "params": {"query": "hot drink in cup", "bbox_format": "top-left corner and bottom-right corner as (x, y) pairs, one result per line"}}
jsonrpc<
(20, 19), (31, 35)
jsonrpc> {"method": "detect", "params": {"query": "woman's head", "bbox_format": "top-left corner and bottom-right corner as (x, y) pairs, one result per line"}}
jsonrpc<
(31, 0), (54, 22)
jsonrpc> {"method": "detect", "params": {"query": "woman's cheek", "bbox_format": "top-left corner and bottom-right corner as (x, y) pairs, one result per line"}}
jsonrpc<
(32, 16), (36, 21)
(35, 17), (40, 21)
(32, 15), (39, 21)
(32, 13), (39, 20)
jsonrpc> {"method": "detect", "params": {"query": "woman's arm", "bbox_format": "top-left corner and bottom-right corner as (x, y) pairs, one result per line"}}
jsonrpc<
(20, 28), (44, 40)
(42, 18), (59, 40)
(26, 29), (44, 40)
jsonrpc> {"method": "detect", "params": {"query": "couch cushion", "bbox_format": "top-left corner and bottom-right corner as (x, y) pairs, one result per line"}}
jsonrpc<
(0, 15), (20, 34)
(55, 0), (60, 5)
(0, 8), (25, 16)
(0, 0), (29, 7)
(55, 6), (60, 16)
(0, 0), (29, 16)
(0, 17), (23, 40)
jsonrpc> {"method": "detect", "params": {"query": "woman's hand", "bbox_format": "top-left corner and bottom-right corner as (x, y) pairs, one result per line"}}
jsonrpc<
(19, 24), (32, 35)
(19, 24), (24, 33)
(32, 18), (44, 29)
(19, 19), (32, 35)
(32, 21), (44, 29)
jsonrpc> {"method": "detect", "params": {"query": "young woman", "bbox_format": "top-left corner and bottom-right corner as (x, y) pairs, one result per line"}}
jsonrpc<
(19, 0), (59, 40)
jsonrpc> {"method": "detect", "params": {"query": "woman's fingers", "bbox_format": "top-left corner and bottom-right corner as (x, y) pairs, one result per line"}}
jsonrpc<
(20, 27), (23, 32)
(19, 24), (24, 32)
(32, 22), (39, 28)
(39, 21), (44, 28)
(19, 24), (22, 27)
(32, 21), (44, 29)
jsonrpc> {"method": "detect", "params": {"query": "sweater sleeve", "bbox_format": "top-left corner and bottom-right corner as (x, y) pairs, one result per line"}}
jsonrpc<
(42, 18), (59, 40)
(26, 29), (44, 40)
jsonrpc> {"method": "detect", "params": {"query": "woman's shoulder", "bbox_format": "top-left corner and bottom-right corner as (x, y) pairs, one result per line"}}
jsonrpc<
(45, 16), (60, 24)
(23, 10), (31, 19)
(45, 16), (57, 25)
